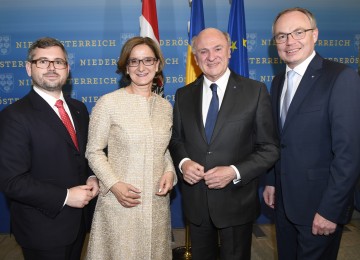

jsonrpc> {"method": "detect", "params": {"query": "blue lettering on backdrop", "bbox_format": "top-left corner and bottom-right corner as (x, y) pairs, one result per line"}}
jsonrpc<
(0, 0), (359, 232)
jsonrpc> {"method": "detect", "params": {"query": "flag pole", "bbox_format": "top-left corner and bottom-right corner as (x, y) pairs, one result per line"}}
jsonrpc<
(172, 221), (192, 259)
(173, 1), (204, 258)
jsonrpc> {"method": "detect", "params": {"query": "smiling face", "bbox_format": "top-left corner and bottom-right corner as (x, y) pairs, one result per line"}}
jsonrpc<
(126, 44), (159, 89)
(193, 28), (231, 82)
(26, 46), (69, 96)
(273, 11), (318, 69)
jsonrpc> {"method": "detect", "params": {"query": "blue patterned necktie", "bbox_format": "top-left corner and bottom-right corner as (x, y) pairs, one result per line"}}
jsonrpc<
(281, 70), (296, 127)
(205, 83), (219, 143)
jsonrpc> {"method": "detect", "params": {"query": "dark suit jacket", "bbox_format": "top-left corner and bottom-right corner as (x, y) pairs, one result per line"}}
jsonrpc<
(170, 71), (279, 228)
(0, 89), (91, 250)
(355, 179), (360, 212)
(267, 53), (360, 225)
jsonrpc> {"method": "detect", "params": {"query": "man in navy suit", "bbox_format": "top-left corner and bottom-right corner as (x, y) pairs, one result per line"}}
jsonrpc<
(0, 37), (99, 260)
(263, 7), (360, 260)
(170, 28), (279, 260)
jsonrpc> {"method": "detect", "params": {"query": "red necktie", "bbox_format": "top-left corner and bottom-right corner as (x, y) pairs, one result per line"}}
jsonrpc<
(55, 100), (79, 150)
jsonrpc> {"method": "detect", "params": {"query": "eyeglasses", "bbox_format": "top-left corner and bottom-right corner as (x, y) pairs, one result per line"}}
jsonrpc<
(273, 29), (314, 44)
(127, 57), (158, 67)
(31, 59), (68, 69)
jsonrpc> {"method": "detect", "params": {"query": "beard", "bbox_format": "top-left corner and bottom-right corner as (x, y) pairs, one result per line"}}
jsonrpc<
(32, 72), (66, 92)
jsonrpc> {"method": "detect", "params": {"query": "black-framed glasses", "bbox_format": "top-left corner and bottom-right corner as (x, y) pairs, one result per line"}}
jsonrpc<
(127, 57), (158, 67)
(273, 29), (314, 44)
(31, 59), (68, 69)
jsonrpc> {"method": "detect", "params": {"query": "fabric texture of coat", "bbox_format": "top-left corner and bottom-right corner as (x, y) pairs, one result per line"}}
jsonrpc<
(85, 88), (176, 260)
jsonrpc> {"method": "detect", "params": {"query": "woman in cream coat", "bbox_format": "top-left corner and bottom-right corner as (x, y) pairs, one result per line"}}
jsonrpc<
(85, 37), (177, 260)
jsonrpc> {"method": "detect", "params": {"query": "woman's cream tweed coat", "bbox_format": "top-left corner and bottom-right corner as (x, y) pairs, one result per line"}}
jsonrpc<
(85, 88), (176, 260)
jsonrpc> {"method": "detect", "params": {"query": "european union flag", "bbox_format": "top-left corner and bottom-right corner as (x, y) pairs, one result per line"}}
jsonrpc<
(227, 0), (249, 77)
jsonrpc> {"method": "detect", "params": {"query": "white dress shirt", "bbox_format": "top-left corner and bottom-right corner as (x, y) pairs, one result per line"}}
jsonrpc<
(33, 86), (76, 130)
(280, 51), (316, 114)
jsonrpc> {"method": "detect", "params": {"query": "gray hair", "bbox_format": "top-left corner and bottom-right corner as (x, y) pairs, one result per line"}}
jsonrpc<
(272, 7), (317, 35)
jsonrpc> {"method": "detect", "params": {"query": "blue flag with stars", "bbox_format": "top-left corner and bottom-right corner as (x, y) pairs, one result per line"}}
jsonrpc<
(227, 0), (249, 77)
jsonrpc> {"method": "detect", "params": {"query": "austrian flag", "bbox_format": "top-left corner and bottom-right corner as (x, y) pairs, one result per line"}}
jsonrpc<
(139, 0), (160, 45)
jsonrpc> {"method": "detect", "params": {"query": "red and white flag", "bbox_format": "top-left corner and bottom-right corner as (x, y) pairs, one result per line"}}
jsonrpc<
(139, 0), (163, 95)
(139, 0), (160, 45)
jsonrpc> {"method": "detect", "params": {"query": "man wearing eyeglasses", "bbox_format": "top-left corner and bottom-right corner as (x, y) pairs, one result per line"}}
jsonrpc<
(263, 7), (360, 260)
(0, 37), (99, 260)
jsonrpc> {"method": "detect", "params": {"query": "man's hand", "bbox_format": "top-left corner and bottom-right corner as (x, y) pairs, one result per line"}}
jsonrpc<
(86, 176), (100, 198)
(263, 185), (275, 209)
(312, 213), (337, 236)
(181, 160), (205, 185)
(110, 181), (141, 208)
(156, 171), (175, 196)
(204, 166), (235, 189)
(66, 185), (93, 208)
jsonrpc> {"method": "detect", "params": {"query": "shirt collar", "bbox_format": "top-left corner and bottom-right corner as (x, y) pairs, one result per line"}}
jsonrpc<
(33, 86), (65, 107)
(203, 68), (231, 93)
(286, 51), (316, 77)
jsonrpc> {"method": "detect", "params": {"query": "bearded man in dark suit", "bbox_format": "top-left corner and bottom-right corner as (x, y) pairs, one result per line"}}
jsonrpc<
(0, 37), (99, 260)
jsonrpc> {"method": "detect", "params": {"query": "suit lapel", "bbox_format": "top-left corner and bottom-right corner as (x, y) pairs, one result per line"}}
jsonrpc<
(29, 90), (79, 151)
(191, 77), (208, 143)
(274, 74), (286, 134)
(282, 54), (323, 132)
(210, 73), (241, 143)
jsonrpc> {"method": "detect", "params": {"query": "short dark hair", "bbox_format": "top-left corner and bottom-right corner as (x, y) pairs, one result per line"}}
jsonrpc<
(116, 37), (165, 81)
(27, 37), (67, 61)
